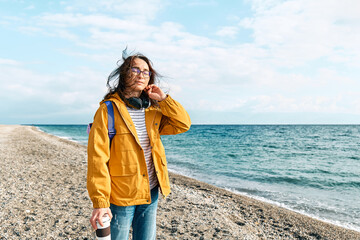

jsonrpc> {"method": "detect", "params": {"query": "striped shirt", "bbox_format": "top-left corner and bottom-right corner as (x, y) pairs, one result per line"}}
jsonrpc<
(126, 106), (159, 190)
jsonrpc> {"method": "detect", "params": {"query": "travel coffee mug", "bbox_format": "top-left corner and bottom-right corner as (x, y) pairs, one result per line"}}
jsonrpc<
(96, 214), (111, 240)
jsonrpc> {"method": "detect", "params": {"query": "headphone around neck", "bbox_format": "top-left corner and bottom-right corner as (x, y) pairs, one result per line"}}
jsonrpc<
(123, 93), (150, 109)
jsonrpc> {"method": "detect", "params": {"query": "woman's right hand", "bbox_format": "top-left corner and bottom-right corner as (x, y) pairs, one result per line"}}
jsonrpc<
(90, 208), (113, 230)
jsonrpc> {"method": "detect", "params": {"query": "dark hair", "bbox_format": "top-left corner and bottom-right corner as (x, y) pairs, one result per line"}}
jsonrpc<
(104, 52), (160, 107)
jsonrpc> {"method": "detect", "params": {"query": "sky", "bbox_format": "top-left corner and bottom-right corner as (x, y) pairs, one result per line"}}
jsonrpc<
(1, 0), (360, 124)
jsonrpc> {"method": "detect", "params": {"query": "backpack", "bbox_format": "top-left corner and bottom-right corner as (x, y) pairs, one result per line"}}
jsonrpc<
(87, 101), (116, 146)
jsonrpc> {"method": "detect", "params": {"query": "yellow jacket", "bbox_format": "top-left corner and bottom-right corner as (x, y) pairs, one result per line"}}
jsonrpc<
(87, 93), (191, 208)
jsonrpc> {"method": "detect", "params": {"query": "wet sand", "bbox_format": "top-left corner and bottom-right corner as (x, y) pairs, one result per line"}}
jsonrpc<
(0, 125), (359, 239)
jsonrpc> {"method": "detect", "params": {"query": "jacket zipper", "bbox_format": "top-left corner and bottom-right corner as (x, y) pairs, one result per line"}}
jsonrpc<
(117, 105), (152, 203)
(117, 105), (166, 201)
(149, 111), (166, 199)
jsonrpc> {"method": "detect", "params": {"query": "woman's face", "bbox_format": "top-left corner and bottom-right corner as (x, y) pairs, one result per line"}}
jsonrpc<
(127, 58), (150, 93)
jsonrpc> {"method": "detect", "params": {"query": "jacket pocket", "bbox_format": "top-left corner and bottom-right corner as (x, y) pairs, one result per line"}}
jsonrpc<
(109, 164), (139, 199)
(112, 133), (136, 151)
(109, 164), (138, 176)
(116, 123), (131, 134)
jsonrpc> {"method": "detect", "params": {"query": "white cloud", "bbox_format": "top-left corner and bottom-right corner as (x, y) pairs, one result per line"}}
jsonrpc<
(0, 62), (107, 111)
(216, 26), (238, 38)
(37, 13), (139, 30)
(1, 0), (360, 123)
(61, 0), (163, 22)
(0, 64), (51, 98)
(20, 7), (357, 114)
(25, 5), (35, 10)
(18, 26), (43, 34)
(246, 93), (358, 114)
(0, 58), (20, 65)
(241, 0), (360, 67)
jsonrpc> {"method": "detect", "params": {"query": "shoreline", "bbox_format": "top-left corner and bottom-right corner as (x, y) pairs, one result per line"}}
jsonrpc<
(163, 171), (360, 239)
(1, 124), (359, 239)
(167, 169), (360, 234)
(35, 124), (359, 233)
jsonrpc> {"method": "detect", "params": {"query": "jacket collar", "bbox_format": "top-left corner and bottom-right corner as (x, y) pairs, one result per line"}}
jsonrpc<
(101, 93), (157, 144)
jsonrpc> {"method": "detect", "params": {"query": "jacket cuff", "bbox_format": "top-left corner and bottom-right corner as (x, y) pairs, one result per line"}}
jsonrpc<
(92, 198), (110, 208)
(158, 94), (172, 106)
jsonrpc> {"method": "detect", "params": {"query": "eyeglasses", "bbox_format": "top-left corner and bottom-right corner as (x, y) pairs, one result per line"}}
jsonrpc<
(131, 67), (151, 78)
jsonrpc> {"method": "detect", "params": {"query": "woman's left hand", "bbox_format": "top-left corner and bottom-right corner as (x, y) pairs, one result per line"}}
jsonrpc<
(144, 84), (167, 101)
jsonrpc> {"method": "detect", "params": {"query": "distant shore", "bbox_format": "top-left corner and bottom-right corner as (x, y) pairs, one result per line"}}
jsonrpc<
(0, 125), (359, 239)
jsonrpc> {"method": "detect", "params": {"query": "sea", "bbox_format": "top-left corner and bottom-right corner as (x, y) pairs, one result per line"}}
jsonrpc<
(35, 124), (360, 232)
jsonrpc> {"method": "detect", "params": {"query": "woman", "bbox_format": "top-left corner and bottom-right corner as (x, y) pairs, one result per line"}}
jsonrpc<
(87, 51), (191, 240)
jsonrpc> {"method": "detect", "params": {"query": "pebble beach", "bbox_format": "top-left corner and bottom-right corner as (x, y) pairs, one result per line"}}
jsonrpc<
(0, 125), (359, 239)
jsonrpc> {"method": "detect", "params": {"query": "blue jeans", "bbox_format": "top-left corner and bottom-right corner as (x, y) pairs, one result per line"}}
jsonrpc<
(110, 186), (159, 240)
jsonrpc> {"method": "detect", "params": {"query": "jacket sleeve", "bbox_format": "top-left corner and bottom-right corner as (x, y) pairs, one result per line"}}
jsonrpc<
(158, 95), (191, 135)
(87, 104), (111, 208)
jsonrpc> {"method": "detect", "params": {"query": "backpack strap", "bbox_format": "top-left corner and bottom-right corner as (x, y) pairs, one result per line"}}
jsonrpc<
(104, 101), (116, 146)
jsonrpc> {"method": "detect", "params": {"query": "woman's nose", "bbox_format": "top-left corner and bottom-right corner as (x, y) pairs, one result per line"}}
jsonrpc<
(138, 73), (145, 79)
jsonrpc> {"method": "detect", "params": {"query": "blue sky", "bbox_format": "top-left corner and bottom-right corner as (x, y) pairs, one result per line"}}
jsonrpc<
(1, 0), (360, 124)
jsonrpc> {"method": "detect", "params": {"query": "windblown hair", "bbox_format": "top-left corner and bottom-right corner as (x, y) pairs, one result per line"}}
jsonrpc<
(104, 51), (160, 107)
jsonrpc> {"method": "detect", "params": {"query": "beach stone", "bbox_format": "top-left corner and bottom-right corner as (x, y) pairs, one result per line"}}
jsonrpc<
(0, 125), (360, 239)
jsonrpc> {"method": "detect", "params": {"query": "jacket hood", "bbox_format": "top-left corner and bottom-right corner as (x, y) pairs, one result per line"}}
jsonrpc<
(100, 92), (124, 106)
